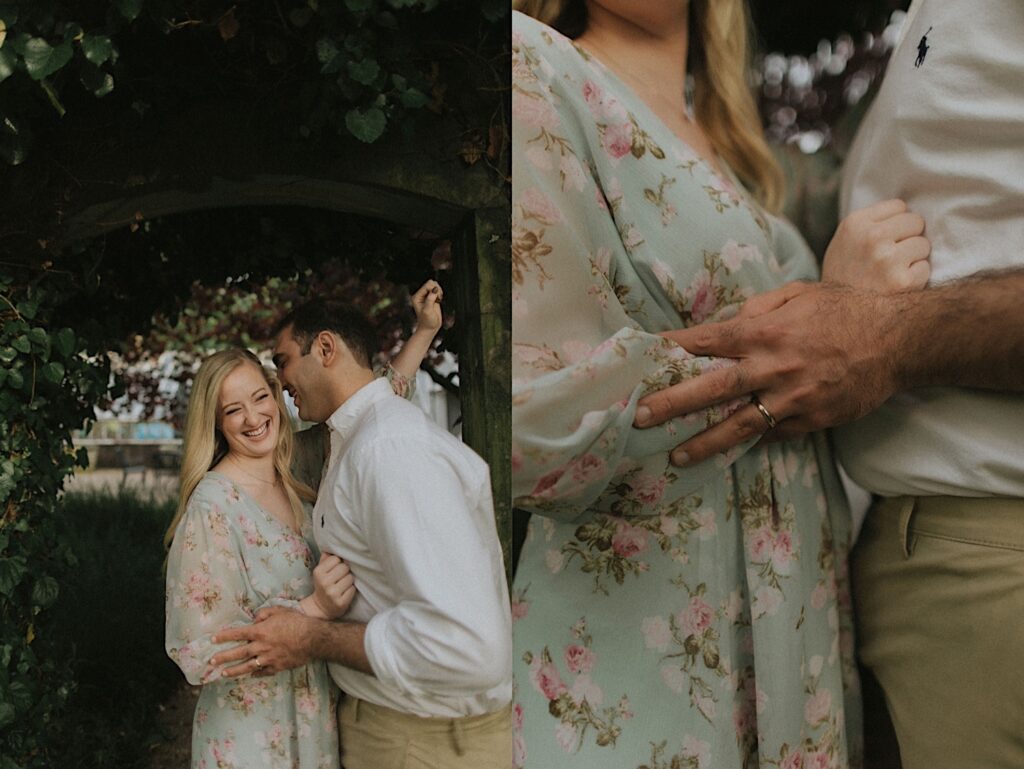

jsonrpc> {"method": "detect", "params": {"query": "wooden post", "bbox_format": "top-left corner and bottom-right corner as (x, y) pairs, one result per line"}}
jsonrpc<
(452, 205), (512, 582)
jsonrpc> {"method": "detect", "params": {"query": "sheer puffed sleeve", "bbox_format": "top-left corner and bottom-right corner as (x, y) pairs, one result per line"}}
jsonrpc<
(511, 17), (753, 523)
(165, 483), (298, 684)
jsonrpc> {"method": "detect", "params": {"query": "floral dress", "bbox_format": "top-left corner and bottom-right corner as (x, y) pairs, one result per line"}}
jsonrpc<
(510, 12), (861, 769)
(166, 473), (339, 769)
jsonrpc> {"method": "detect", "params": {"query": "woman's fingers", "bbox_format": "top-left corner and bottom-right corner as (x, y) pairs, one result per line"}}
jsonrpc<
(863, 198), (908, 221)
(875, 211), (925, 242)
(412, 279), (443, 307)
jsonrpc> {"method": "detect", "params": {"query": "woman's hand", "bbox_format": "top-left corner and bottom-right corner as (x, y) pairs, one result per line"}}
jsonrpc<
(299, 553), (356, 620)
(823, 199), (931, 292)
(411, 279), (443, 335)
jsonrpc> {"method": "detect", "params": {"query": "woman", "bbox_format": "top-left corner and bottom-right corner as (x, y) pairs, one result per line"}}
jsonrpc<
(511, 3), (927, 768)
(165, 281), (442, 769)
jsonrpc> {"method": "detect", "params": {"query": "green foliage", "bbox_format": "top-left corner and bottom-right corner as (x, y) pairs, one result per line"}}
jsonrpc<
(0, 280), (110, 768)
(0, 0), (508, 164)
(46, 488), (180, 769)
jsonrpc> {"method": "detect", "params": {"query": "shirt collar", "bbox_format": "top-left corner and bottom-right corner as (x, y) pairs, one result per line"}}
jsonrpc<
(324, 376), (392, 441)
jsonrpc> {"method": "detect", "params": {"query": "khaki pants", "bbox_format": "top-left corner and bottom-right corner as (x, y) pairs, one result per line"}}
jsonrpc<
(338, 695), (512, 769)
(852, 496), (1024, 769)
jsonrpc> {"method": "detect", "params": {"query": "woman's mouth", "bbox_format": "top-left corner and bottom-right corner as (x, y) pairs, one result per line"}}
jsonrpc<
(243, 420), (271, 440)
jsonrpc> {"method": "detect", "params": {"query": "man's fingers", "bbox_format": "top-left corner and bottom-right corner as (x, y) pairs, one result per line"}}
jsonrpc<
(635, 363), (752, 427)
(659, 320), (743, 359)
(736, 282), (812, 320)
(253, 606), (289, 623)
(209, 642), (252, 668)
(212, 626), (255, 645)
(220, 661), (255, 679)
(760, 417), (817, 443)
(669, 403), (773, 466)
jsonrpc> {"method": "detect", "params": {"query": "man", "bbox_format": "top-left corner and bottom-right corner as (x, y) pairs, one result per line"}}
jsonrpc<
(211, 299), (513, 769)
(630, 2), (1024, 767)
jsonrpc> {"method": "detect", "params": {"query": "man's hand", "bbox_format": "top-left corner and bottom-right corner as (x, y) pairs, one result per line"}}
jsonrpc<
(633, 282), (905, 466)
(210, 606), (315, 678)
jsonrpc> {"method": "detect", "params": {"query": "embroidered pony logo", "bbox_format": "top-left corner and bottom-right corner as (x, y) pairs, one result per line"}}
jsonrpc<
(915, 26), (933, 68)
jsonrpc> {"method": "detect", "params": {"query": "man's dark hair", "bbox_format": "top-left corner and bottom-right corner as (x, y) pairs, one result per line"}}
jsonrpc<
(274, 300), (377, 368)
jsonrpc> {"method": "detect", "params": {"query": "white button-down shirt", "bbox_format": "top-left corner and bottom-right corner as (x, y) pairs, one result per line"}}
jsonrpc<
(312, 377), (512, 718)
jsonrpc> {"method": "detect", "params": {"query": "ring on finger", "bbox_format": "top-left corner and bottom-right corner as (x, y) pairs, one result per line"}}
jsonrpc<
(253, 656), (262, 670)
(751, 395), (778, 430)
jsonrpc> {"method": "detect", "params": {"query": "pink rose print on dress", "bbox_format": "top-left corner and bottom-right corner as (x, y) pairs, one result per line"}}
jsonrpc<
(569, 673), (604, 706)
(678, 595), (714, 638)
(555, 721), (580, 753)
(806, 751), (831, 769)
(642, 615), (672, 652)
(511, 598), (530, 621)
(564, 643), (597, 675)
(630, 473), (666, 505)
(601, 121), (633, 160)
(684, 270), (720, 324)
(804, 689), (832, 727)
(772, 530), (797, 575)
(519, 187), (562, 225)
(512, 702), (527, 768)
(182, 569), (222, 615)
(611, 520), (648, 558)
(781, 748), (805, 769)
(659, 514), (680, 537)
(296, 688), (318, 716)
(810, 582), (828, 610)
(571, 453), (607, 486)
(531, 466), (566, 499)
(681, 735), (711, 767)
(582, 79), (604, 115)
(530, 659), (568, 701)
(512, 90), (560, 131)
(719, 240), (762, 272)
(748, 527), (774, 562)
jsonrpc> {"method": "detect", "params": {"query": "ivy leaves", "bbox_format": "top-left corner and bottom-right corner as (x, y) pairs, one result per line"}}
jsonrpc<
(309, 0), (450, 144)
(0, 0), (506, 163)
(345, 106), (387, 143)
(0, 279), (108, 768)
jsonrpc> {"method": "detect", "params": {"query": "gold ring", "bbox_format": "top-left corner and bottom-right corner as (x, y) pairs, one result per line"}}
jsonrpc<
(752, 396), (777, 430)
(253, 656), (262, 669)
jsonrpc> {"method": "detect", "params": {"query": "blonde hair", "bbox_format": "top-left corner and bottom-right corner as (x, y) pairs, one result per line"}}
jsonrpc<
(163, 349), (315, 550)
(514, 0), (784, 212)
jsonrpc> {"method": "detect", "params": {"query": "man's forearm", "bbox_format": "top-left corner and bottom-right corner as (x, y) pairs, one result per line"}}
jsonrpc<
(305, 619), (374, 676)
(891, 268), (1024, 392)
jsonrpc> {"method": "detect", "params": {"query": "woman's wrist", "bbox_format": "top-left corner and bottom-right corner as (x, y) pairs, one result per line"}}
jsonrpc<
(299, 595), (329, 620)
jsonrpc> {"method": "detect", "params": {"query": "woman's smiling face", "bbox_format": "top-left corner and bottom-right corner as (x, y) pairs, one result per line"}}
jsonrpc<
(217, 362), (280, 460)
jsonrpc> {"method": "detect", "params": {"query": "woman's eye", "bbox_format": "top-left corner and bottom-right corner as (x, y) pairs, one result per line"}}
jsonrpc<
(225, 409), (240, 416)
(257, 393), (269, 401)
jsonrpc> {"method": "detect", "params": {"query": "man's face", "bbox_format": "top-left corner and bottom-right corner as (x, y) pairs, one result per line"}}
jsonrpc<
(272, 325), (330, 423)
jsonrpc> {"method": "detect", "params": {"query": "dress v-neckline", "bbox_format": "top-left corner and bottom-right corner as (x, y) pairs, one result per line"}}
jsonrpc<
(570, 39), (735, 189)
(207, 470), (304, 537)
